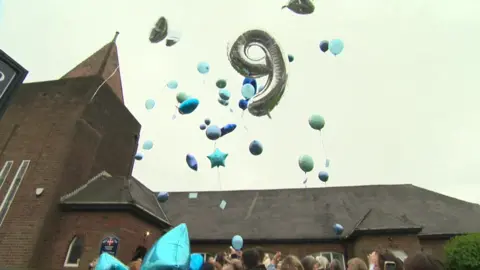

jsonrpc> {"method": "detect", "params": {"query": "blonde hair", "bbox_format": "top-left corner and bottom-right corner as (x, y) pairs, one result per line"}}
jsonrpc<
(315, 256), (329, 270)
(347, 258), (367, 270)
(280, 255), (304, 270)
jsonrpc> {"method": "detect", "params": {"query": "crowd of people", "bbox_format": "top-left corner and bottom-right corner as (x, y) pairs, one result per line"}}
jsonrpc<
(92, 245), (444, 270)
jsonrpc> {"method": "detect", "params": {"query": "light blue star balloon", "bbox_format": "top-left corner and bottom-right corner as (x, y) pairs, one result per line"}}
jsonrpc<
(207, 148), (228, 168)
(95, 252), (128, 270)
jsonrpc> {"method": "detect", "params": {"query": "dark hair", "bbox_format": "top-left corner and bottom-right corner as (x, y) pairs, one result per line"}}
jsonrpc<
(404, 253), (444, 270)
(255, 247), (265, 263)
(242, 249), (261, 270)
(301, 256), (317, 270)
(216, 252), (227, 266)
(132, 246), (147, 261)
(375, 249), (403, 270)
(202, 262), (216, 270)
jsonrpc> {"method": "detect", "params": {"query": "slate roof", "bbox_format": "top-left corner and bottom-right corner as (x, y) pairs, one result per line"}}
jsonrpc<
(60, 171), (170, 228)
(159, 184), (480, 241)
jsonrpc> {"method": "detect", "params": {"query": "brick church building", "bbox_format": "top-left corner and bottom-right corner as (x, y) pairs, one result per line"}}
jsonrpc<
(0, 33), (479, 270)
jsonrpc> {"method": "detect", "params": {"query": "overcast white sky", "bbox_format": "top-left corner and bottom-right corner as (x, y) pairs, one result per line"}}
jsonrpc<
(1, 0), (479, 204)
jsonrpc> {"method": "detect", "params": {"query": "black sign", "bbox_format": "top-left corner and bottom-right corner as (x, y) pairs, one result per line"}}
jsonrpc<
(99, 236), (120, 256)
(0, 50), (28, 120)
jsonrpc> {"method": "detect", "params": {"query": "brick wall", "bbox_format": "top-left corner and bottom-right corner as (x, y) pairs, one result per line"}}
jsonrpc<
(419, 239), (447, 261)
(46, 211), (164, 270)
(351, 234), (422, 261)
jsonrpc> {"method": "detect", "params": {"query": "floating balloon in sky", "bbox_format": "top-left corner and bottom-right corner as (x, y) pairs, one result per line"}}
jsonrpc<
(199, 124), (206, 130)
(197, 62), (210, 74)
(176, 92), (189, 103)
(241, 83), (256, 100)
(232, 235), (243, 250)
(206, 125), (222, 140)
(166, 29), (182, 47)
(238, 99), (248, 111)
(309, 114), (325, 131)
(96, 252), (128, 270)
(204, 118), (211, 125)
(299, 155), (314, 173)
(186, 154), (198, 171)
(149, 16), (168, 44)
(134, 153), (144, 161)
(281, 0), (315, 14)
(318, 171), (329, 182)
(178, 98), (200, 114)
(143, 140), (154, 150)
(220, 124), (237, 137)
(288, 54), (294, 62)
(319, 40), (329, 53)
(218, 98), (229, 106)
(145, 99), (155, 110)
(329, 39), (344, 56)
(207, 148), (228, 168)
(157, 192), (169, 203)
(219, 89), (231, 100)
(216, 79), (227, 89)
(249, 140), (263, 156)
(242, 78), (257, 91)
(167, 80), (178, 89)
(333, 223), (344, 235)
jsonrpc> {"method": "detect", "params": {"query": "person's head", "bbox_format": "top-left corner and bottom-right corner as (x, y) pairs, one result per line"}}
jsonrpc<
(216, 252), (227, 266)
(301, 256), (318, 270)
(280, 255), (304, 270)
(315, 256), (329, 270)
(132, 246), (148, 261)
(404, 253), (444, 270)
(242, 249), (262, 270)
(347, 258), (367, 270)
(255, 247), (266, 265)
(329, 259), (341, 270)
(375, 249), (404, 270)
(223, 259), (244, 270)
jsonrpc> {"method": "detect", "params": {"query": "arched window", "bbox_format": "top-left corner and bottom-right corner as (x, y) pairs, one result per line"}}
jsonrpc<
(309, 252), (346, 270)
(64, 235), (85, 267)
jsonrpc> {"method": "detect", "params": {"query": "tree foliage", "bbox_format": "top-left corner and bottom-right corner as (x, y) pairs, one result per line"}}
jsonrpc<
(444, 233), (480, 270)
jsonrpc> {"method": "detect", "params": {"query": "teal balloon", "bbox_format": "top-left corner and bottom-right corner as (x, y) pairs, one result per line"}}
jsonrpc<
(190, 254), (204, 270)
(167, 80), (178, 89)
(219, 89), (231, 100)
(218, 98), (229, 106)
(288, 54), (294, 62)
(197, 61), (210, 74)
(143, 140), (154, 150)
(176, 92), (189, 103)
(207, 148), (228, 168)
(298, 155), (314, 173)
(329, 39), (344, 56)
(145, 99), (155, 110)
(241, 83), (256, 99)
(308, 114), (325, 131)
(141, 223), (190, 270)
(96, 252), (128, 270)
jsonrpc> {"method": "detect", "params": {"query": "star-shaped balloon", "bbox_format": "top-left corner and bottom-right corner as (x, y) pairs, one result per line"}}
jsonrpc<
(207, 148), (228, 168)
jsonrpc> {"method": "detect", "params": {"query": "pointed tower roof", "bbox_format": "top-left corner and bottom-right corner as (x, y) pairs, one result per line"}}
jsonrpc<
(62, 31), (124, 103)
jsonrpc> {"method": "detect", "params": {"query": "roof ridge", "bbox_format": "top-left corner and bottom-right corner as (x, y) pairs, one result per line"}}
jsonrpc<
(129, 177), (171, 224)
(60, 171), (112, 202)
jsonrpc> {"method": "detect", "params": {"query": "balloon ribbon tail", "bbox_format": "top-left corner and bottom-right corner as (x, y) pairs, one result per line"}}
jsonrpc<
(281, 5), (287, 9)
(267, 112), (272, 119)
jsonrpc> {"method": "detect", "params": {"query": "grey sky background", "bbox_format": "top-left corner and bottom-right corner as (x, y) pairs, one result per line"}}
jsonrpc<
(1, 0), (479, 204)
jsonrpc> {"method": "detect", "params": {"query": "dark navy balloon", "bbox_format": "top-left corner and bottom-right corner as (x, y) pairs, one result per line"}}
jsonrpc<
(204, 118), (211, 125)
(220, 124), (237, 137)
(319, 40), (329, 53)
(288, 54), (294, 62)
(238, 99), (248, 110)
(206, 125), (221, 140)
(134, 153), (144, 161)
(318, 171), (329, 182)
(242, 77), (257, 92)
(186, 154), (198, 171)
(249, 140), (263, 156)
(333, 223), (344, 235)
(199, 124), (206, 130)
(178, 98), (200, 114)
(157, 192), (169, 203)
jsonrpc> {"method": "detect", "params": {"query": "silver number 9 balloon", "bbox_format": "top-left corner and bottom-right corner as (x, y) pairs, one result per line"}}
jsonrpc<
(228, 29), (288, 118)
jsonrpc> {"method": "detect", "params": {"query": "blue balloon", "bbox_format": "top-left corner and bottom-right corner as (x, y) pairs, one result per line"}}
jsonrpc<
(220, 124), (237, 137)
(96, 252), (128, 270)
(206, 125), (221, 140)
(186, 154), (198, 171)
(143, 140), (154, 150)
(318, 171), (329, 182)
(288, 54), (294, 62)
(242, 77), (257, 91)
(199, 124), (206, 130)
(249, 140), (263, 156)
(219, 89), (231, 100)
(241, 84), (256, 100)
(145, 99), (155, 110)
(231, 235), (243, 250)
(197, 62), (210, 74)
(179, 98), (200, 114)
(218, 98), (229, 106)
(190, 254), (204, 270)
(141, 223), (190, 270)
(157, 192), (169, 203)
(134, 153), (144, 160)
(329, 39), (344, 56)
(204, 118), (211, 125)
(238, 99), (248, 110)
(333, 223), (344, 235)
(167, 80), (179, 89)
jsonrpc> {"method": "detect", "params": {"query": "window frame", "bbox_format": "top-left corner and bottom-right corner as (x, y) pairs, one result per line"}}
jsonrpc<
(309, 251), (346, 270)
(64, 235), (84, 268)
(0, 160), (29, 227)
(0, 160), (13, 191)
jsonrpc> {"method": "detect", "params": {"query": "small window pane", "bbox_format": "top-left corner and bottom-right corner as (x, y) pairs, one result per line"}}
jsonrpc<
(65, 236), (84, 266)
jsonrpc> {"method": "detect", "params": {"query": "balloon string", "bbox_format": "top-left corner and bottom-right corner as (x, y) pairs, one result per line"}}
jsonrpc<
(172, 106), (177, 120)
(320, 131), (329, 167)
(217, 167), (222, 191)
(213, 141), (217, 150)
(241, 111), (249, 131)
(303, 173), (308, 188)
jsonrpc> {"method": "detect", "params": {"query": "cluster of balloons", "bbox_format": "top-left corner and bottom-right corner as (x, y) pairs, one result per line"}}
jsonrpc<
(319, 39), (345, 56)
